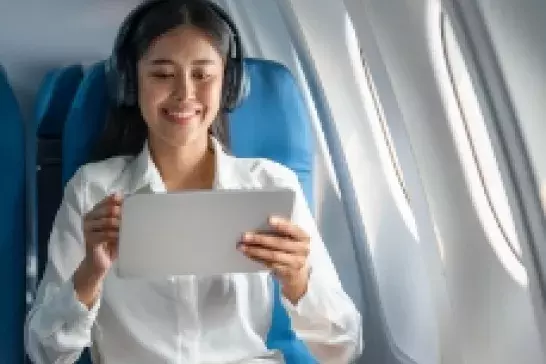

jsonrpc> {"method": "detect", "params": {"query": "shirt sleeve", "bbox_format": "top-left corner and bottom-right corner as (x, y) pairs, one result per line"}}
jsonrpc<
(268, 163), (364, 363)
(25, 167), (102, 364)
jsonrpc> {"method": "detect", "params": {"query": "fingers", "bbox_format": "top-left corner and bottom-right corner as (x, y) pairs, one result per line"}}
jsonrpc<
(84, 194), (122, 248)
(85, 230), (119, 244)
(268, 216), (310, 243)
(241, 232), (309, 256)
(240, 245), (307, 285)
(239, 245), (306, 271)
(239, 218), (311, 275)
(240, 228), (311, 300)
(85, 217), (120, 232)
(240, 216), (310, 256)
(240, 243), (306, 282)
(86, 196), (122, 220)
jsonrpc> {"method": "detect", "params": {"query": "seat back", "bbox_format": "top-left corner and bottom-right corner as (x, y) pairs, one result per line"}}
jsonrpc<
(0, 65), (27, 363)
(229, 59), (316, 363)
(61, 59), (316, 363)
(35, 65), (83, 281)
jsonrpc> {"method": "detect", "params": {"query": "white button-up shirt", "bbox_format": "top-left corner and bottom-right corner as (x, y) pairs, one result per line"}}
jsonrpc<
(25, 138), (363, 364)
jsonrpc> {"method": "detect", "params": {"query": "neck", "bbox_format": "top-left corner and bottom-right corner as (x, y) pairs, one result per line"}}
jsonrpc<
(147, 134), (216, 191)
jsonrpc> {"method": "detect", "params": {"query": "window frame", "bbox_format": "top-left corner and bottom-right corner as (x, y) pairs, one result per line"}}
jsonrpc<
(439, 11), (525, 271)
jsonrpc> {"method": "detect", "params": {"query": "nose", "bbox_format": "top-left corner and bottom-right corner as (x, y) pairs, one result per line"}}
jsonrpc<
(172, 73), (195, 101)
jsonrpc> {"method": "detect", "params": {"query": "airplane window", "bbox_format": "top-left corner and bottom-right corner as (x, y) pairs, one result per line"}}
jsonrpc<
(355, 45), (418, 239)
(440, 13), (524, 270)
(360, 51), (410, 203)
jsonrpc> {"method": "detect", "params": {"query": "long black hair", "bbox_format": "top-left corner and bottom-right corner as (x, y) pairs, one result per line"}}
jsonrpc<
(91, 0), (236, 162)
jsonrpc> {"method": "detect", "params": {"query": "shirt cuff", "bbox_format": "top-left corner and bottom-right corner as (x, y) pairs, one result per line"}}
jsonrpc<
(57, 279), (101, 327)
(280, 267), (328, 319)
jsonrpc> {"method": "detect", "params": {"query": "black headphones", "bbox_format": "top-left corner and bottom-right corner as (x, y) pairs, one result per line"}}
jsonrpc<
(107, 0), (249, 112)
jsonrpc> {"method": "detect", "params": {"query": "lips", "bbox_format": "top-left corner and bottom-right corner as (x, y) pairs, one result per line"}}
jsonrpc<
(162, 108), (201, 125)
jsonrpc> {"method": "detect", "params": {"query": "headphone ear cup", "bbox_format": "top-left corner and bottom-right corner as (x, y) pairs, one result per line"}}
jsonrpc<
(222, 60), (249, 112)
(222, 62), (236, 111)
(238, 64), (250, 104)
(108, 55), (138, 107)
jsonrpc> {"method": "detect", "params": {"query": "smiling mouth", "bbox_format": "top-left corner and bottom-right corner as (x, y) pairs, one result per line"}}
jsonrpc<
(162, 108), (201, 125)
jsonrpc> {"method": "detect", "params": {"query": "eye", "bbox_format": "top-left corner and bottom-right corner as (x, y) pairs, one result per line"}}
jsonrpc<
(150, 71), (174, 79)
(192, 69), (212, 81)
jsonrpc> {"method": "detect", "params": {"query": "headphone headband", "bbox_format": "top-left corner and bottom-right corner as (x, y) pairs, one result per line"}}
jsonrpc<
(108, 0), (248, 111)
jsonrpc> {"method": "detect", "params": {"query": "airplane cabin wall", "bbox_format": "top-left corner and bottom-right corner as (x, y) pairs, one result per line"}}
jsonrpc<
(345, 0), (546, 363)
(280, 1), (443, 363)
(0, 0), (143, 120)
(477, 0), (546, 188)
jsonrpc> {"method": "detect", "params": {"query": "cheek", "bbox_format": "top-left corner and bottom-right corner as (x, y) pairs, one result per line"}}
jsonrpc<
(138, 80), (167, 121)
(199, 81), (223, 114)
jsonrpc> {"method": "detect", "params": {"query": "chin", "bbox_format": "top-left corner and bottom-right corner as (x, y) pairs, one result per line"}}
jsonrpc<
(153, 129), (209, 149)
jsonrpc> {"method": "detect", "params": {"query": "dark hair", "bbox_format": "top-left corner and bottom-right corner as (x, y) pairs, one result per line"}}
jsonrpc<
(91, 0), (235, 162)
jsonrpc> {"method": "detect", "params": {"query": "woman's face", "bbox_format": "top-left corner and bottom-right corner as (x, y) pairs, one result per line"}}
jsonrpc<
(137, 25), (225, 149)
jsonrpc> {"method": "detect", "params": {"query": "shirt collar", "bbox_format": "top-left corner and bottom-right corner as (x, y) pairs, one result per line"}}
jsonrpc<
(126, 136), (238, 195)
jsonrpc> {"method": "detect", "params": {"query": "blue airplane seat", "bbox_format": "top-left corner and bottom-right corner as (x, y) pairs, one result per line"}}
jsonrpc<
(62, 62), (109, 187)
(229, 59), (316, 363)
(229, 59), (314, 209)
(61, 61), (115, 364)
(34, 64), (83, 282)
(62, 59), (317, 364)
(0, 65), (27, 363)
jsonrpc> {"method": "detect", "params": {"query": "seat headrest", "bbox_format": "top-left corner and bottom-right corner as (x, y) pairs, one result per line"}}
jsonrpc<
(229, 59), (314, 205)
(35, 65), (84, 136)
(62, 62), (109, 186)
(0, 66), (24, 161)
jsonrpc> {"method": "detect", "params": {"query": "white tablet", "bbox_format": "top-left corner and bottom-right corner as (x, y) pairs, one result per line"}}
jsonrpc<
(116, 188), (296, 278)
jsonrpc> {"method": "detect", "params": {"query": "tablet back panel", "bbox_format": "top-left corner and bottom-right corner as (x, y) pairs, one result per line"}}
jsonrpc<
(117, 188), (295, 278)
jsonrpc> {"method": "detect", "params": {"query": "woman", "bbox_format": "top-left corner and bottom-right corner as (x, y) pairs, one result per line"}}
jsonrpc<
(24, 1), (362, 363)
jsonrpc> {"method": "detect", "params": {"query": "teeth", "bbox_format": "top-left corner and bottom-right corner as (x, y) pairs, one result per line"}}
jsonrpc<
(169, 111), (195, 118)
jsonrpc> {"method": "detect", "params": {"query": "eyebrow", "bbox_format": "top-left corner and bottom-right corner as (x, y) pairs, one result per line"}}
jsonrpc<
(147, 58), (217, 66)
